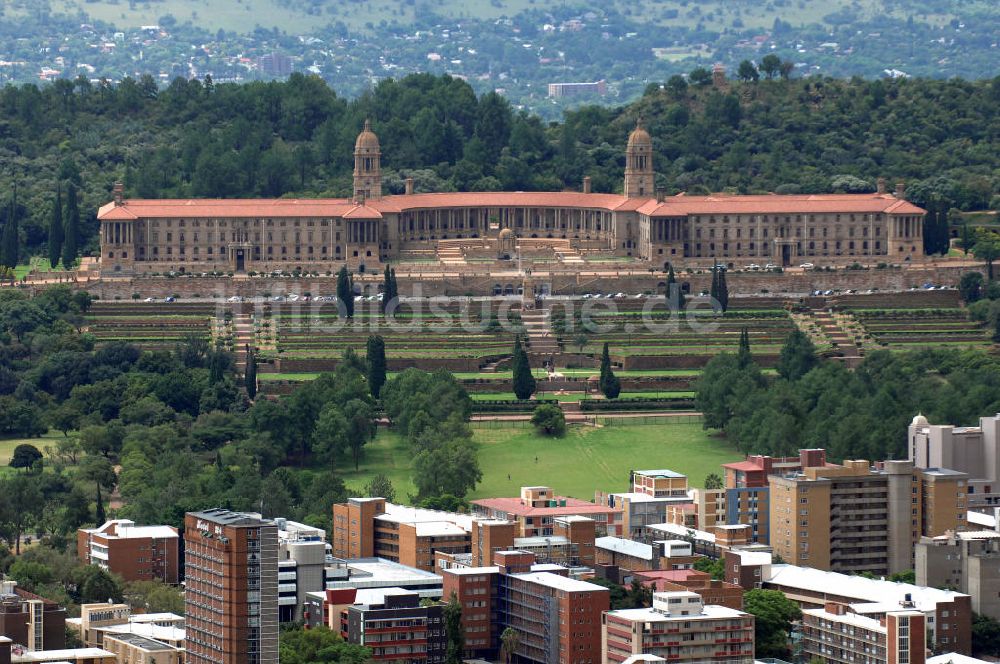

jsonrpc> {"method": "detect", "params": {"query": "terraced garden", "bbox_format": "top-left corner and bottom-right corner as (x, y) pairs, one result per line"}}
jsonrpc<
(85, 302), (220, 351)
(850, 308), (990, 349)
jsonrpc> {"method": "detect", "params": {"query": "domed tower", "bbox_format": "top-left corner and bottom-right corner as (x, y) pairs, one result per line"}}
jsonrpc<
(353, 119), (382, 202)
(624, 118), (654, 198)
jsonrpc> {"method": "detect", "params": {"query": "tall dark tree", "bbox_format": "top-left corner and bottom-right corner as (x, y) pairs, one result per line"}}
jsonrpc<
(62, 182), (79, 269)
(511, 335), (536, 400)
(48, 186), (63, 268)
(666, 264), (684, 310)
(95, 485), (106, 524)
(444, 593), (465, 664)
(737, 327), (752, 368)
(709, 262), (719, 303)
(366, 335), (387, 398)
(337, 265), (354, 318)
(389, 268), (398, 304)
(0, 188), (18, 270)
(381, 266), (392, 313)
(717, 266), (729, 313)
(244, 349), (258, 399)
(599, 342), (621, 399)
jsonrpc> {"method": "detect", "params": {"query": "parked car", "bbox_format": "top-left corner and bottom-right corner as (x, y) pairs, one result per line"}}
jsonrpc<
(764, 263), (778, 270)
(745, 263), (761, 271)
(144, 297), (155, 302)
(163, 296), (176, 303)
(799, 262), (815, 269)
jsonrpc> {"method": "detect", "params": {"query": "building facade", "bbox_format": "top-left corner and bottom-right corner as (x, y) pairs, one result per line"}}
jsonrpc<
(97, 122), (926, 275)
(184, 509), (279, 664)
(801, 602), (926, 664)
(909, 413), (1000, 510)
(77, 519), (180, 584)
(601, 591), (755, 664)
(440, 551), (609, 663)
(916, 531), (1000, 620)
(768, 459), (967, 575)
(0, 583), (65, 652)
(344, 590), (446, 663)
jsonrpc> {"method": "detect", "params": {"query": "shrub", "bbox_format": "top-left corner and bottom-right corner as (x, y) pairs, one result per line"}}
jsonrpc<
(531, 404), (566, 437)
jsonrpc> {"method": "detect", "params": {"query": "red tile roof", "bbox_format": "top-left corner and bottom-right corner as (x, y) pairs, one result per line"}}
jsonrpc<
(472, 496), (617, 517)
(722, 461), (765, 473)
(98, 191), (925, 220)
(634, 569), (709, 582)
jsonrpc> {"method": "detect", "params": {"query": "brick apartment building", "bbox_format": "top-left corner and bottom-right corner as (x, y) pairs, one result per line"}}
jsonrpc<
(334, 495), (598, 573)
(441, 551), (608, 663)
(344, 589), (446, 662)
(474, 486), (620, 537)
(602, 590), (755, 664)
(632, 570), (744, 610)
(595, 538), (699, 574)
(77, 519), (180, 584)
(594, 470), (694, 540)
(184, 509), (279, 664)
(332, 498), (472, 572)
(768, 459), (967, 575)
(721, 449), (829, 544)
(725, 553), (972, 655)
(801, 601), (926, 664)
(0, 582), (65, 652)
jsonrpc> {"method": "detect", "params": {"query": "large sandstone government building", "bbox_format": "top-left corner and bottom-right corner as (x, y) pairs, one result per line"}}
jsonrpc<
(98, 120), (926, 274)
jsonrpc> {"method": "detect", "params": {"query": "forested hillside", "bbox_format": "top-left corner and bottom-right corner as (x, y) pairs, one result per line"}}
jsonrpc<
(0, 72), (998, 260)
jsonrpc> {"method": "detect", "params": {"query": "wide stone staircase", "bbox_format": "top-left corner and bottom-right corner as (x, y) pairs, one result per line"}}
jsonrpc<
(436, 239), (469, 266)
(233, 311), (255, 372)
(521, 307), (560, 358)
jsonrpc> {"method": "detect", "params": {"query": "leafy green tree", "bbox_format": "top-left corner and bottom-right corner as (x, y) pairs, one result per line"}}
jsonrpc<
(48, 186), (63, 268)
(959, 271), (984, 303)
(343, 399), (375, 470)
(960, 221), (974, 256)
(444, 593), (465, 664)
(693, 556), (725, 580)
(694, 352), (765, 430)
(279, 626), (370, 664)
(760, 54), (781, 79)
(777, 328), (817, 381)
(9, 560), (54, 591)
(511, 336), (536, 400)
(531, 404), (566, 437)
(973, 613), (1000, 657)
(973, 229), (1000, 280)
(336, 265), (354, 317)
(737, 59), (759, 82)
(364, 473), (396, 502)
(599, 342), (621, 399)
(366, 335), (387, 398)
(689, 67), (712, 86)
(62, 183), (79, 269)
(95, 485), (106, 524)
(124, 580), (185, 615)
(9, 444), (42, 469)
(413, 438), (482, 500)
(704, 472), (724, 490)
(0, 473), (42, 553)
(744, 588), (802, 658)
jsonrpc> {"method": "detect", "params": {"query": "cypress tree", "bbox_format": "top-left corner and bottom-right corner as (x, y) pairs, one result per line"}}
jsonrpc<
(382, 265), (392, 313)
(709, 262), (719, 303)
(366, 334), (387, 397)
(666, 264), (685, 310)
(62, 182), (79, 269)
(0, 188), (18, 270)
(599, 342), (621, 399)
(337, 265), (354, 317)
(95, 485), (106, 524)
(48, 186), (63, 268)
(737, 327), (752, 368)
(961, 222), (972, 256)
(390, 268), (398, 303)
(511, 335), (536, 399)
(245, 349), (257, 399)
(717, 266), (729, 313)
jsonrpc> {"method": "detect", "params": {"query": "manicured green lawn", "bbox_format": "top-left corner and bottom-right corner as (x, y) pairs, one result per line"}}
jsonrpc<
(470, 391), (695, 402)
(340, 421), (738, 501)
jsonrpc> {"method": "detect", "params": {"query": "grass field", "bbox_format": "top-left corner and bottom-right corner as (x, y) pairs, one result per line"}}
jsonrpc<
(339, 420), (737, 501)
(469, 391), (694, 402)
(0, 434), (60, 477)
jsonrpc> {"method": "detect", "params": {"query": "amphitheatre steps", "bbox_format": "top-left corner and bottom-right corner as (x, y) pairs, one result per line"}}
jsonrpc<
(810, 307), (862, 361)
(521, 308), (561, 356)
(233, 312), (255, 371)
